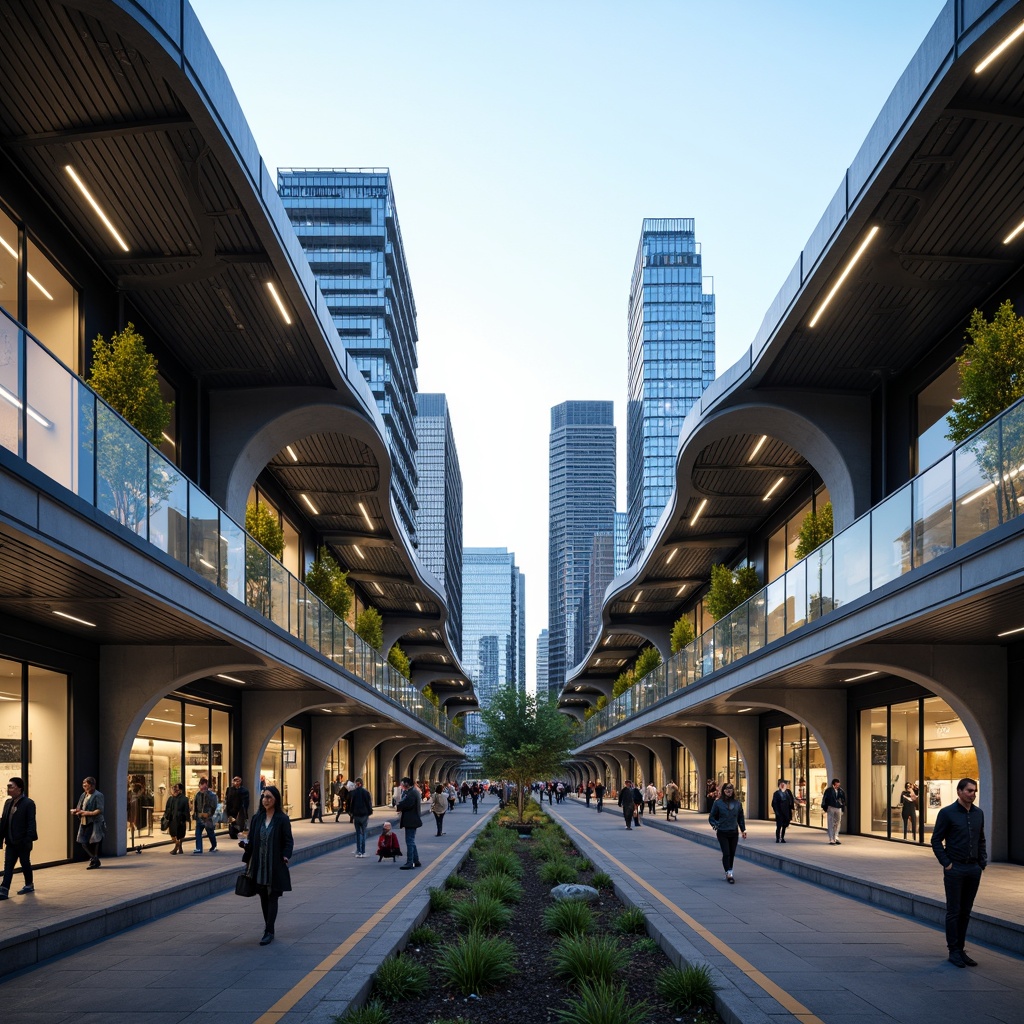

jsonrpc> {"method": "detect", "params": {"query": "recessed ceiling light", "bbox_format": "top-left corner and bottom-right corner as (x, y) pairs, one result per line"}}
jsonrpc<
(216, 674), (246, 684)
(301, 493), (319, 515)
(844, 670), (879, 682)
(763, 477), (785, 501)
(286, 445), (298, 462)
(666, 548), (677, 565)
(353, 545), (365, 559)
(975, 19), (1024, 73)
(53, 610), (96, 627)
(737, 707), (752, 713)
(265, 281), (292, 324)
(372, 581), (384, 595)
(808, 226), (879, 327)
(689, 498), (708, 527)
(65, 165), (129, 251)
(676, 585), (688, 597)
(358, 502), (374, 531)
(748, 435), (767, 462)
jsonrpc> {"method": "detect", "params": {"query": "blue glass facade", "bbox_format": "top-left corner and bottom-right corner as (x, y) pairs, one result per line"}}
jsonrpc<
(614, 511), (629, 577)
(414, 393), (463, 657)
(548, 401), (616, 702)
(626, 219), (715, 565)
(277, 169), (420, 543)
(536, 628), (549, 699)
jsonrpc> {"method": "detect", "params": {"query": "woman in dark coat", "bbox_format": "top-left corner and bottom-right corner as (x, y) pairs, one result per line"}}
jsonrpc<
(308, 781), (323, 823)
(241, 785), (293, 945)
(164, 783), (191, 855)
(71, 777), (106, 869)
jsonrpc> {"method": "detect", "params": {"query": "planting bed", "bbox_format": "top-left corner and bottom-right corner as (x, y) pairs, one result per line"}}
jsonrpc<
(339, 808), (722, 1024)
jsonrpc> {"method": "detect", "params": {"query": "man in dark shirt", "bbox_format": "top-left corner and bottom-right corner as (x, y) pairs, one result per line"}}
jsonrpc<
(0, 777), (38, 898)
(931, 777), (986, 968)
(594, 781), (605, 812)
(225, 776), (250, 838)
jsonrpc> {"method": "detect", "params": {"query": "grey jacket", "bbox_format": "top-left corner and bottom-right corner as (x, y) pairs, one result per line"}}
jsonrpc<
(709, 797), (745, 833)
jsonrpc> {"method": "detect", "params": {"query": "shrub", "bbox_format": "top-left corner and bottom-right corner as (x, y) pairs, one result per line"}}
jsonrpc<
(435, 932), (517, 995)
(408, 924), (439, 947)
(633, 645), (662, 680)
(632, 936), (660, 955)
(552, 980), (649, 1024)
(444, 872), (471, 891)
(575, 857), (592, 872)
(706, 564), (761, 622)
(543, 899), (594, 936)
(656, 963), (716, 1011)
(372, 955), (429, 1002)
(451, 894), (512, 933)
(245, 501), (284, 560)
(303, 545), (352, 620)
(550, 934), (628, 986)
(670, 614), (695, 653)
(540, 859), (578, 886)
(330, 999), (388, 1024)
(794, 502), (834, 560)
(475, 850), (523, 879)
(474, 873), (523, 905)
(590, 871), (613, 890)
(615, 906), (647, 934)
(355, 606), (384, 650)
(428, 886), (454, 913)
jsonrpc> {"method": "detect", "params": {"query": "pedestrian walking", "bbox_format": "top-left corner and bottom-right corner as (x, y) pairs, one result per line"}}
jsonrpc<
(771, 779), (796, 843)
(331, 774), (347, 821)
(225, 776), (250, 839)
(709, 781), (746, 882)
(585, 782), (593, 808)
(618, 780), (638, 830)
(163, 782), (190, 855)
(595, 781), (605, 812)
(430, 784), (447, 836)
(447, 782), (456, 812)
(470, 781), (480, 814)
(241, 785), (293, 946)
(71, 777), (105, 868)
(348, 777), (372, 857)
(0, 777), (37, 898)
(192, 777), (219, 854)
(821, 778), (847, 844)
(900, 781), (919, 841)
(645, 782), (658, 815)
(664, 780), (680, 820)
(308, 781), (324, 823)
(397, 777), (423, 869)
(931, 778), (986, 968)
(706, 779), (718, 811)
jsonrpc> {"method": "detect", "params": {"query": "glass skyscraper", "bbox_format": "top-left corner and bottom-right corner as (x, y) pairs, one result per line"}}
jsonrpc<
(536, 629), (549, 700)
(414, 393), (463, 657)
(548, 401), (616, 703)
(614, 511), (629, 576)
(278, 168), (420, 543)
(626, 218), (715, 565)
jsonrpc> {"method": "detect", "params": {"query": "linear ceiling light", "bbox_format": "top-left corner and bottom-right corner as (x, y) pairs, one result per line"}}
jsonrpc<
(1003, 216), (1024, 245)
(145, 716), (195, 727)
(216, 674), (247, 684)
(975, 19), (1024, 73)
(844, 670), (879, 682)
(353, 544), (365, 559)
(415, 601), (423, 611)
(634, 590), (643, 601)
(64, 165), (129, 251)
(358, 502), (374, 531)
(53, 610), (96, 627)
(372, 581), (384, 595)
(763, 476), (785, 501)
(997, 625), (1024, 637)
(808, 226), (879, 327)
(689, 498), (708, 527)
(161, 432), (175, 448)
(265, 281), (292, 324)
(301, 493), (319, 515)
(629, 603), (637, 613)
(748, 435), (768, 462)
(666, 547), (677, 565)
(286, 445), (298, 462)
(676, 584), (687, 596)
(0, 236), (53, 299)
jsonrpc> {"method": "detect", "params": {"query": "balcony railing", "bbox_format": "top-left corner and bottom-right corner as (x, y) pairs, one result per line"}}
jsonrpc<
(581, 395), (1024, 741)
(0, 307), (460, 744)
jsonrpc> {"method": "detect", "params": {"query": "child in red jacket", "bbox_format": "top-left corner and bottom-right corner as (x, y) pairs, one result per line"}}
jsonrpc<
(377, 822), (402, 862)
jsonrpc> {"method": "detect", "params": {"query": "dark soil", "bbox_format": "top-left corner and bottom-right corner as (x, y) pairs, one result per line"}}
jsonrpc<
(377, 819), (723, 1024)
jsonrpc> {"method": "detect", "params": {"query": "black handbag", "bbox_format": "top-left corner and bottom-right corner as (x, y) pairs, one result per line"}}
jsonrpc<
(234, 870), (257, 898)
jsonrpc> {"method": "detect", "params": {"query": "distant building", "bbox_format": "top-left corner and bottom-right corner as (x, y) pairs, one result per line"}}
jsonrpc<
(278, 168), (420, 543)
(588, 533), (614, 648)
(415, 393), (463, 656)
(536, 629), (549, 700)
(548, 401), (616, 702)
(626, 218), (714, 564)
(614, 511), (629, 576)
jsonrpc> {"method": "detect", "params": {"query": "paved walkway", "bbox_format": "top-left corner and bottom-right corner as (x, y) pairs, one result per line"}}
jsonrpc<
(0, 795), (1021, 1024)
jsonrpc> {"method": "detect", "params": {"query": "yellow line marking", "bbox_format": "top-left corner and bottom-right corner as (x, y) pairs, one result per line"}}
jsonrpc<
(560, 816), (826, 1024)
(252, 813), (490, 1024)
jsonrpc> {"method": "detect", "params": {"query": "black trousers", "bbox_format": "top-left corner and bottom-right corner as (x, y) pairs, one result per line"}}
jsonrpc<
(717, 830), (739, 871)
(433, 811), (445, 836)
(258, 887), (280, 934)
(1, 841), (33, 890)
(774, 816), (790, 840)
(943, 862), (982, 950)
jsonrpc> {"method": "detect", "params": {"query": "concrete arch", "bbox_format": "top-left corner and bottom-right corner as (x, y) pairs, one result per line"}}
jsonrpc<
(626, 736), (674, 786)
(824, 644), (1008, 858)
(98, 645), (268, 855)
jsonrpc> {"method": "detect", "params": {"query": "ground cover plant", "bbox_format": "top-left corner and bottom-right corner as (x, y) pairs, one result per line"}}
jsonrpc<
(337, 803), (722, 1024)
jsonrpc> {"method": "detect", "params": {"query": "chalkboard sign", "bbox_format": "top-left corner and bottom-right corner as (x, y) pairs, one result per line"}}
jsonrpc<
(0, 739), (27, 763)
(871, 734), (888, 766)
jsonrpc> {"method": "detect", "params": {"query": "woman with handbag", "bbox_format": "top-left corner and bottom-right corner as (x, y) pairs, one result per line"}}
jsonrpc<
(241, 785), (293, 945)
(70, 777), (105, 869)
(163, 783), (191, 855)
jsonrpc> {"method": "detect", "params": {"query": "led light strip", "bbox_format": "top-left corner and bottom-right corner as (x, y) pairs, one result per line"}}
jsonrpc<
(65, 165), (129, 251)
(809, 226), (879, 327)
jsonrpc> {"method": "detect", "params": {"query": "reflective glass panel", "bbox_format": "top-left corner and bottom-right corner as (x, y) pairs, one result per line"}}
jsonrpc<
(785, 561), (807, 632)
(188, 486), (220, 585)
(96, 401), (148, 536)
(955, 421), (1002, 545)
(26, 239), (77, 371)
(913, 455), (953, 566)
(871, 484), (912, 589)
(0, 314), (22, 455)
(25, 334), (76, 489)
(27, 665), (69, 862)
(220, 513), (245, 603)
(833, 516), (870, 607)
(149, 450), (188, 562)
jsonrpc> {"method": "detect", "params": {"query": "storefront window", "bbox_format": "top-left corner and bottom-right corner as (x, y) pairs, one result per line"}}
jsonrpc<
(261, 725), (304, 819)
(675, 745), (701, 811)
(767, 723), (826, 828)
(922, 696), (978, 819)
(26, 239), (78, 372)
(713, 735), (747, 808)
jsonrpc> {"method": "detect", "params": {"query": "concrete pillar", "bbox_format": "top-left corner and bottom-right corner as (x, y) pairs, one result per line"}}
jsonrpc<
(630, 737), (674, 783)
(689, 716), (760, 819)
(660, 727), (709, 787)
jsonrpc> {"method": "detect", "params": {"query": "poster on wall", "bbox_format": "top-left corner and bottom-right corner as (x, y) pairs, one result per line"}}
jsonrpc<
(0, 739), (29, 763)
(927, 781), (945, 809)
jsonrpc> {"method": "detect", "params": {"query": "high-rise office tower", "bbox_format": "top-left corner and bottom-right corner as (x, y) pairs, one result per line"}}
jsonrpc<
(626, 218), (715, 565)
(588, 532), (614, 649)
(548, 401), (616, 702)
(278, 169), (420, 543)
(414, 393), (463, 657)
(614, 511), (629, 576)
(536, 629), (549, 700)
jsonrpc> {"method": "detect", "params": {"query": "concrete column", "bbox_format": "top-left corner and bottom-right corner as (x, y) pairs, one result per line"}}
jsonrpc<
(689, 716), (760, 819)
(630, 737), (674, 783)
(659, 727), (709, 786)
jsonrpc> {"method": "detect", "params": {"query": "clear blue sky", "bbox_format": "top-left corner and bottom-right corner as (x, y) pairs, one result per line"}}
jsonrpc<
(191, 0), (945, 692)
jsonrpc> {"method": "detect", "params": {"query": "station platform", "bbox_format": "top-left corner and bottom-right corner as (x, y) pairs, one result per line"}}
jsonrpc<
(0, 794), (1021, 1024)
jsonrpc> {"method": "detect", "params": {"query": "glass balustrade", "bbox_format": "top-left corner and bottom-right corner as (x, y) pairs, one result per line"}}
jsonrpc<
(0, 307), (457, 742)
(583, 390), (1024, 742)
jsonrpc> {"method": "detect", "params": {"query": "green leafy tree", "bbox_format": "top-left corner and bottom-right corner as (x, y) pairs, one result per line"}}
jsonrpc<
(303, 545), (352, 620)
(634, 646), (661, 679)
(88, 322), (173, 446)
(388, 642), (411, 679)
(794, 502), (834, 560)
(946, 300), (1024, 443)
(421, 683), (439, 708)
(245, 502), (284, 559)
(355, 606), (384, 650)
(244, 503), (284, 615)
(670, 615), (695, 654)
(611, 668), (634, 699)
(705, 564), (761, 623)
(480, 688), (575, 822)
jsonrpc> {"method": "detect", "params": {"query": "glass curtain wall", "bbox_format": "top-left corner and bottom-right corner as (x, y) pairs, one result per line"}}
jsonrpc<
(858, 696), (976, 843)
(0, 659), (70, 865)
(673, 745), (702, 811)
(260, 725), (304, 819)
(767, 723), (826, 828)
(713, 735), (747, 808)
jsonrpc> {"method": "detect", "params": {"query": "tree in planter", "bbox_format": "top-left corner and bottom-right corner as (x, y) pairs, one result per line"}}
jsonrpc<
(388, 642), (411, 679)
(794, 502), (834, 560)
(634, 645), (662, 680)
(87, 323), (175, 529)
(244, 502), (284, 615)
(303, 545), (353, 621)
(611, 668), (634, 699)
(355, 606), (384, 650)
(705, 564), (761, 623)
(480, 687), (575, 823)
(421, 683), (440, 708)
(946, 300), (1024, 518)
(670, 614), (695, 654)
